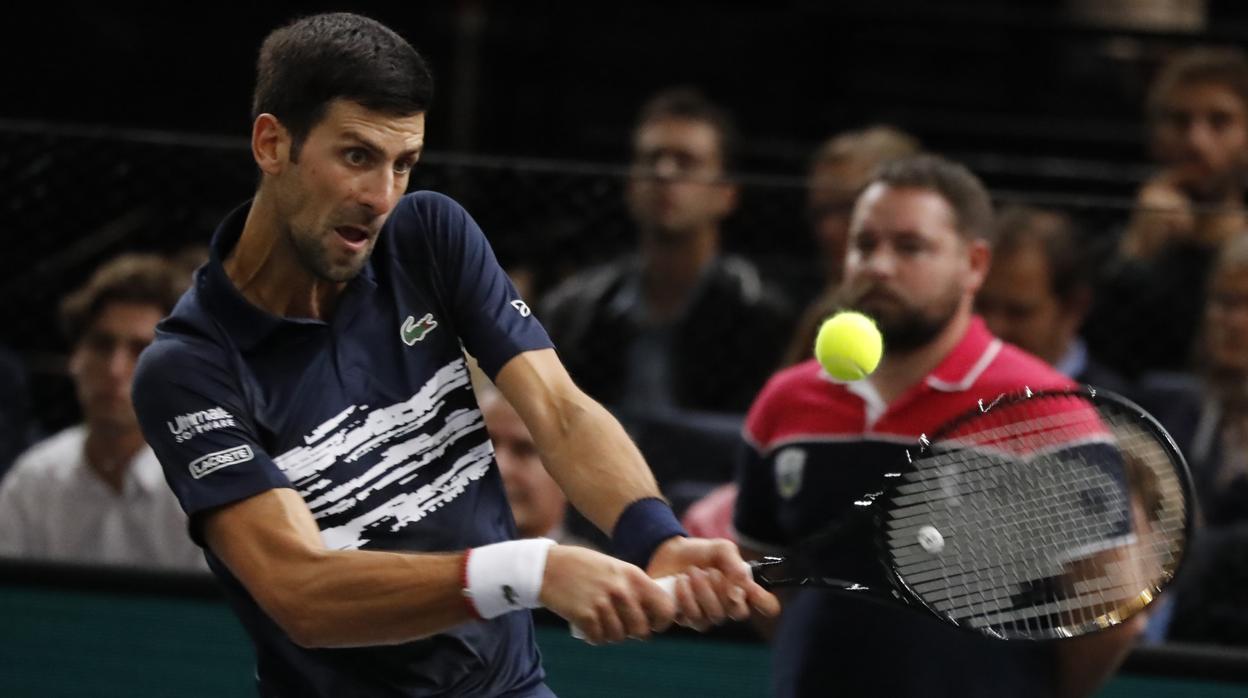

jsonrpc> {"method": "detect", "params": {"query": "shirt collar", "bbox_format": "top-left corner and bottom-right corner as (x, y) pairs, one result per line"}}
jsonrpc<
(74, 435), (164, 497)
(923, 315), (1002, 393)
(199, 200), (378, 351)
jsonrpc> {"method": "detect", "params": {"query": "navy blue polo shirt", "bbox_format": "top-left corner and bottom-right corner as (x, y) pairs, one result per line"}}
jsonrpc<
(132, 192), (553, 697)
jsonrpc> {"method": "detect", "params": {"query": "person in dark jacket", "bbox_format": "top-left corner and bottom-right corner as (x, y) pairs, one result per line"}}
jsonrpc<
(541, 88), (793, 414)
(976, 205), (1131, 394)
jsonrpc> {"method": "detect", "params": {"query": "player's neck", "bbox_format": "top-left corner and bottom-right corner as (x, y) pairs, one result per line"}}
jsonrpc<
(83, 424), (145, 494)
(226, 193), (344, 321)
(871, 309), (972, 404)
(639, 224), (718, 320)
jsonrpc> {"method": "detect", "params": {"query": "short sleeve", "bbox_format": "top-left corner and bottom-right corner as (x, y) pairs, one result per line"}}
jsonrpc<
(403, 193), (553, 378)
(132, 336), (292, 543)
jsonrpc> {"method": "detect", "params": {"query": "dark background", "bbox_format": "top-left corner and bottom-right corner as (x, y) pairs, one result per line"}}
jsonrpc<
(6, 0), (1248, 429)
(12, 1), (1248, 164)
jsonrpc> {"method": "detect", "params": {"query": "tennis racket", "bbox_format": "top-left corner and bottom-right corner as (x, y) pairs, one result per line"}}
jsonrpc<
(575, 387), (1193, 642)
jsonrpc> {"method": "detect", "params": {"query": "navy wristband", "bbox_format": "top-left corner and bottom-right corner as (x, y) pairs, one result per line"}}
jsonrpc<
(611, 497), (688, 568)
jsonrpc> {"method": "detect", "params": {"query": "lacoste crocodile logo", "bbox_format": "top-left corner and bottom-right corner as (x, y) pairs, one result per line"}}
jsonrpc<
(401, 313), (438, 346)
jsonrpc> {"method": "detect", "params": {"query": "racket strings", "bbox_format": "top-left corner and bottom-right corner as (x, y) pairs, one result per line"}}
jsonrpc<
(883, 396), (1187, 640)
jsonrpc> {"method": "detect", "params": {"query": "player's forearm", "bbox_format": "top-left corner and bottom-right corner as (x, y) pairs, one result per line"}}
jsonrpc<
(533, 391), (661, 534)
(261, 548), (474, 648)
(204, 491), (479, 648)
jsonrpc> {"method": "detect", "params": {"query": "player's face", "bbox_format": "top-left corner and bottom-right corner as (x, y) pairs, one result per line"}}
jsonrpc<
(1152, 82), (1248, 199)
(482, 397), (566, 539)
(70, 301), (163, 432)
(274, 100), (425, 282)
(627, 117), (736, 237)
(842, 184), (984, 351)
(1205, 262), (1248, 372)
(976, 243), (1077, 365)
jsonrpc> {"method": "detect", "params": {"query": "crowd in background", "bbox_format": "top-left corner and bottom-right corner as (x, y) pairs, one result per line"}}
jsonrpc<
(4, 43), (1248, 660)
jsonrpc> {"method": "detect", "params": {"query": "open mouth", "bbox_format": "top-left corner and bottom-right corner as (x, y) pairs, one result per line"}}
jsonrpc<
(335, 225), (370, 248)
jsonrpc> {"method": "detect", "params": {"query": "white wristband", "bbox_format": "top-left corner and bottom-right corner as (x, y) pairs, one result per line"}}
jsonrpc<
(464, 538), (556, 619)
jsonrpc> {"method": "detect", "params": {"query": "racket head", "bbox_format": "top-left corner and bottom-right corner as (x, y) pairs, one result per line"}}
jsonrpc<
(878, 386), (1194, 641)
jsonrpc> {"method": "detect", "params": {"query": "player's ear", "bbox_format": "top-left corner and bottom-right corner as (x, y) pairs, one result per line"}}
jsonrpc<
(252, 114), (292, 176)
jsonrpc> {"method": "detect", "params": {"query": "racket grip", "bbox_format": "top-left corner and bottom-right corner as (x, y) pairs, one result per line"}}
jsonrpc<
(569, 575), (678, 641)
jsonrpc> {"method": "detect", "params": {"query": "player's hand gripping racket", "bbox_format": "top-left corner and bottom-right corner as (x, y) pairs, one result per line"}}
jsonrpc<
(576, 387), (1193, 642)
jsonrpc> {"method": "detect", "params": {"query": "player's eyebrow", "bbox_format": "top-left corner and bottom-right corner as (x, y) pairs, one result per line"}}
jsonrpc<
(340, 130), (423, 160)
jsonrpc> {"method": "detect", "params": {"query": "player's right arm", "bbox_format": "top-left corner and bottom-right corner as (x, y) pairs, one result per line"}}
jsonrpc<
(132, 335), (673, 647)
(203, 487), (674, 647)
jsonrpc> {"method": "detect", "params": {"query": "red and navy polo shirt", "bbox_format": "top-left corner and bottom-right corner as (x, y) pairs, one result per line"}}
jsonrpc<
(735, 316), (1077, 698)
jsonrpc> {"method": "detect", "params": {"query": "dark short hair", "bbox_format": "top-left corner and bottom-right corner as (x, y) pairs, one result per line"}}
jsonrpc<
(992, 206), (1089, 304)
(634, 87), (741, 173)
(252, 12), (434, 157)
(59, 254), (189, 341)
(869, 154), (994, 241)
(1148, 47), (1248, 119)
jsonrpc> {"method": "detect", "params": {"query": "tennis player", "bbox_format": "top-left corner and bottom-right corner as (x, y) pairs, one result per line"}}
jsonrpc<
(131, 12), (777, 697)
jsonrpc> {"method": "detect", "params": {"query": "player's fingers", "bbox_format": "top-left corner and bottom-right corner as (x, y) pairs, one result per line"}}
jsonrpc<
(699, 543), (754, 621)
(744, 580), (782, 618)
(639, 576), (678, 633)
(574, 611), (604, 646)
(671, 573), (704, 631)
(596, 597), (627, 645)
(687, 567), (728, 627)
(723, 582), (750, 622)
(614, 588), (653, 640)
(705, 540), (754, 587)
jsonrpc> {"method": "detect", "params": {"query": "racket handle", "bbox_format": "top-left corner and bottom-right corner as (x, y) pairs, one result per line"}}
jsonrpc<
(569, 575), (678, 641)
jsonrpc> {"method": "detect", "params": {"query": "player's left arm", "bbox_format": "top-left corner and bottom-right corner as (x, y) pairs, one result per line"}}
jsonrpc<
(495, 348), (779, 625)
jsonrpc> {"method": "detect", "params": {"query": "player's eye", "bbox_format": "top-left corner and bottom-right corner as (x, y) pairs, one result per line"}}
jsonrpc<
(393, 159), (415, 175)
(344, 148), (371, 167)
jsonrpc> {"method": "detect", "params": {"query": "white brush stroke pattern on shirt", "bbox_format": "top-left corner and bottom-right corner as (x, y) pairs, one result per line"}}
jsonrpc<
(273, 358), (493, 549)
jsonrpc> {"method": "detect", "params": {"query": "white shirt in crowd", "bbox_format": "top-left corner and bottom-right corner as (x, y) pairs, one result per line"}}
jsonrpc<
(0, 425), (205, 571)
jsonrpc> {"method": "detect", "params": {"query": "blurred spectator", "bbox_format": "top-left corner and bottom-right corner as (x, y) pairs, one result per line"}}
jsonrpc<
(782, 126), (922, 367)
(171, 244), (210, 278)
(687, 127), (921, 540)
(1123, 47), (1248, 259)
(0, 345), (33, 481)
(541, 88), (794, 413)
(734, 155), (1133, 698)
(977, 206), (1131, 393)
(1138, 232), (1248, 527)
(0, 253), (203, 571)
(479, 387), (595, 547)
(806, 125), (923, 295)
(1090, 47), (1248, 376)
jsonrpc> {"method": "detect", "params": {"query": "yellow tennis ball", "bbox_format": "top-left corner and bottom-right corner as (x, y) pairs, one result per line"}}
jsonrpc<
(814, 311), (883, 381)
